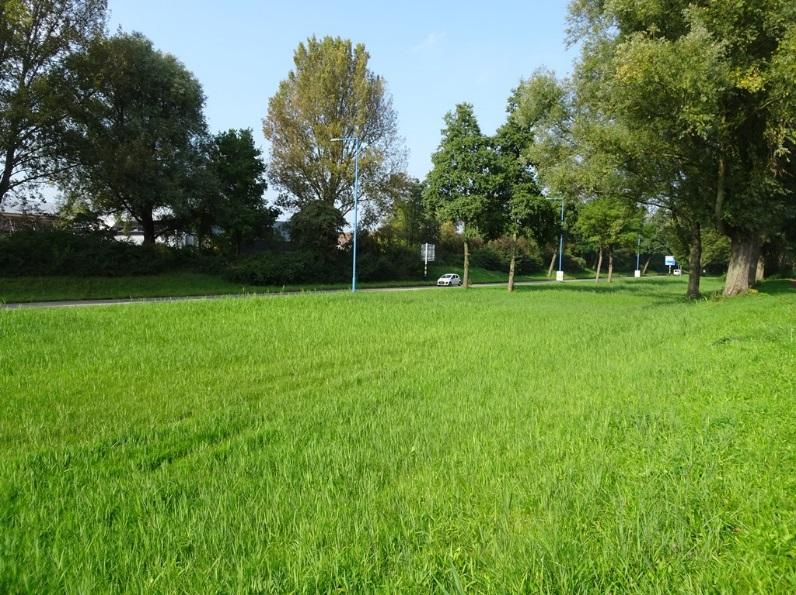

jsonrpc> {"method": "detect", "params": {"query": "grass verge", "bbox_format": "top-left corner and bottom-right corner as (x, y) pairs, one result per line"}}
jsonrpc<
(1, 278), (793, 591)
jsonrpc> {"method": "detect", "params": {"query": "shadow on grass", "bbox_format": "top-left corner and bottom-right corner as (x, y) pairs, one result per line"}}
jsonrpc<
(513, 277), (711, 307)
(756, 279), (796, 296)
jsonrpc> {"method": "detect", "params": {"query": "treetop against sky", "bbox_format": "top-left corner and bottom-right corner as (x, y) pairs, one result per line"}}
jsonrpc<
(107, 0), (577, 180)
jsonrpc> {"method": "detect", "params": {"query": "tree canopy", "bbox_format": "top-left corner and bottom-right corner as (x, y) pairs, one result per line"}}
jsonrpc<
(423, 103), (506, 287)
(263, 36), (405, 222)
(56, 32), (207, 244)
(0, 0), (107, 207)
(568, 0), (796, 296)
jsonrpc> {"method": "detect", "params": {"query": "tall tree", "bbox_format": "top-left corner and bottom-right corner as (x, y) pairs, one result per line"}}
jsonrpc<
(380, 175), (438, 246)
(187, 129), (276, 255)
(494, 91), (556, 291)
(0, 0), (106, 207)
(263, 36), (405, 223)
(56, 32), (207, 244)
(424, 103), (506, 288)
(569, 0), (796, 297)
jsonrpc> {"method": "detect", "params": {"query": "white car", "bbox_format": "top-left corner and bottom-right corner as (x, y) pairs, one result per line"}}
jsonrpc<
(437, 273), (462, 286)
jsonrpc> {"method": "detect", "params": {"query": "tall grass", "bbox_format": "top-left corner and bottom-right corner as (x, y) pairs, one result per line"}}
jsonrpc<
(1, 278), (794, 592)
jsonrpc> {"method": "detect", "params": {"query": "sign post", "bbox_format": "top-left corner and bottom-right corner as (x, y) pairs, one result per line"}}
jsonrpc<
(421, 243), (436, 278)
(665, 255), (676, 275)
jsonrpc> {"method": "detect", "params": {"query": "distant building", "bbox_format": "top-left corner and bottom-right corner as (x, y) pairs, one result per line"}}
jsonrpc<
(0, 211), (57, 234)
(111, 224), (198, 248)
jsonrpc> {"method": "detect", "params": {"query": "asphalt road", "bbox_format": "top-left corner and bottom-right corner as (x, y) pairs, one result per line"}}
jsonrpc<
(1, 278), (581, 309)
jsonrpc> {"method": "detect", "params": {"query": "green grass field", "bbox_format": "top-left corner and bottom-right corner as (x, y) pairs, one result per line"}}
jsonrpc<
(1, 278), (794, 592)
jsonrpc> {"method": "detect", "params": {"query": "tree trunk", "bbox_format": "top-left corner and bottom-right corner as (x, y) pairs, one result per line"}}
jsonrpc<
(642, 256), (651, 276)
(755, 254), (765, 283)
(0, 144), (16, 206)
(607, 247), (614, 283)
(595, 246), (603, 283)
(508, 233), (517, 292)
(547, 251), (556, 278)
(747, 241), (762, 287)
(141, 209), (156, 245)
(723, 235), (760, 297)
(463, 238), (470, 288)
(687, 222), (702, 299)
(715, 156), (726, 235)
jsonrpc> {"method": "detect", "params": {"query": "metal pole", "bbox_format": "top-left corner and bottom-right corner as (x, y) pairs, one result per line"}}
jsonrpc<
(352, 138), (359, 293)
(636, 237), (641, 271)
(424, 244), (428, 278)
(557, 198), (564, 278)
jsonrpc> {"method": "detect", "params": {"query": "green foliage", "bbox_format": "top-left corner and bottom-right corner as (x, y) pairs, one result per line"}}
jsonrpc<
(56, 32), (207, 244)
(289, 201), (346, 260)
(379, 176), (439, 246)
(0, 229), (216, 276)
(574, 197), (642, 252)
(263, 36), (404, 219)
(470, 240), (544, 274)
(356, 238), (423, 282)
(0, 0), (107, 205)
(568, 0), (796, 294)
(1, 281), (794, 590)
(423, 103), (506, 239)
(494, 95), (559, 249)
(225, 251), (336, 286)
(187, 129), (277, 254)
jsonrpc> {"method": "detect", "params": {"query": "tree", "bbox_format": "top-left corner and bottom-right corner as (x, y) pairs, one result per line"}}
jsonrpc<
(494, 92), (556, 291)
(574, 197), (642, 283)
(289, 201), (345, 260)
(379, 175), (439, 247)
(56, 32), (207, 244)
(263, 36), (405, 223)
(423, 103), (506, 288)
(187, 129), (276, 255)
(0, 0), (107, 207)
(568, 0), (796, 297)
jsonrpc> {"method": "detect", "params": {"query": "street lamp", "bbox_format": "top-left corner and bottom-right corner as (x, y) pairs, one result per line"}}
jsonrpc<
(556, 197), (565, 282)
(331, 136), (360, 292)
(546, 196), (566, 282)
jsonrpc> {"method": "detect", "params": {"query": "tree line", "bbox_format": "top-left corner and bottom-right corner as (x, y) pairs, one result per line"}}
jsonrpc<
(1, 0), (793, 296)
(424, 1), (795, 297)
(1, 0), (275, 253)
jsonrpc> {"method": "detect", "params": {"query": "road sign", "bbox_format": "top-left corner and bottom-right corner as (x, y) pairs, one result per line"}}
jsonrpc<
(420, 243), (436, 262)
(665, 255), (676, 266)
(421, 243), (436, 278)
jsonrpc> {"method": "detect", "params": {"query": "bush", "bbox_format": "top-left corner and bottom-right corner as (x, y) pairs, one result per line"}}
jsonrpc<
(471, 239), (544, 275)
(224, 251), (344, 285)
(0, 229), (225, 277)
(357, 244), (422, 282)
(470, 246), (503, 271)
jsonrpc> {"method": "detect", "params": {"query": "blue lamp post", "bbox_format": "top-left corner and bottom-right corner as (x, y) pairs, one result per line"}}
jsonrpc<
(556, 197), (565, 282)
(331, 136), (360, 292)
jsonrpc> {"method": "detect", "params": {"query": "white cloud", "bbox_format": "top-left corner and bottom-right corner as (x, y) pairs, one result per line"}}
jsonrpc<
(410, 32), (446, 53)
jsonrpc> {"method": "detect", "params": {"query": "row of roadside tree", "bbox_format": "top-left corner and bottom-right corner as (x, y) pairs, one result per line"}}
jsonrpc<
(1, 1), (793, 296)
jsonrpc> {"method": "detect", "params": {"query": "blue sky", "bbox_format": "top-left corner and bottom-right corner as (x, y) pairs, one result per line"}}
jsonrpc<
(109, 1), (577, 181)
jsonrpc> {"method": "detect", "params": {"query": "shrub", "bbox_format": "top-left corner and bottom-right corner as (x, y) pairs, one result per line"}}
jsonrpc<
(0, 229), (225, 277)
(224, 251), (344, 285)
(357, 244), (422, 282)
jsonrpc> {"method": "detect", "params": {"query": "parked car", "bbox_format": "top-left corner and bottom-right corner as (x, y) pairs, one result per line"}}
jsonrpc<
(437, 273), (462, 286)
